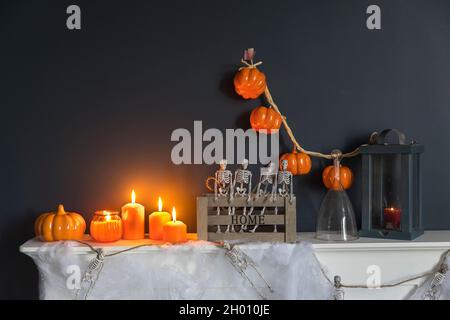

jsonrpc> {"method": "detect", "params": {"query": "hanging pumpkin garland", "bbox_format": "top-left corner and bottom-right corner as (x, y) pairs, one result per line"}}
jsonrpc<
(250, 106), (282, 134)
(322, 164), (353, 190)
(233, 48), (267, 99)
(279, 149), (312, 175)
(234, 48), (359, 187)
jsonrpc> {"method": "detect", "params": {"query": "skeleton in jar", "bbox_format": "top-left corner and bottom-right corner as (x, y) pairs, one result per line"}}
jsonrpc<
(214, 159), (233, 233)
(251, 162), (278, 233)
(233, 159), (252, 232)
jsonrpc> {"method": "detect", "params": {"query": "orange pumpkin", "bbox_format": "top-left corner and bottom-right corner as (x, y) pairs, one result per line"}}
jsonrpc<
(250, 106), (282, 133)
(322, 165), (353, 190)
(280, 150), (312, 175)
(34, 204), (86, 241)
(234, 67), (266, 99)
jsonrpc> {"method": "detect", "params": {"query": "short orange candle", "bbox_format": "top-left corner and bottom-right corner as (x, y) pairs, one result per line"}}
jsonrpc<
(149, 197), (171, 240)
(90, 211), (122, 242)
(163, 207), (187, 243)
(121, 190), (145, 240)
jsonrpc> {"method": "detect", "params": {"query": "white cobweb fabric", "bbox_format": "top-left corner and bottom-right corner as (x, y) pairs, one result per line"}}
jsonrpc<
(25, 241), (449, 300)
(408, 256), (450, 300)
(26, 241), (334, 300)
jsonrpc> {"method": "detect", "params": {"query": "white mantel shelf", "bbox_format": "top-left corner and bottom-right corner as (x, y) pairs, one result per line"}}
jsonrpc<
(300, 230), (450, 251)
(20, 231), (450, 300)
(20, 230), (450, 253)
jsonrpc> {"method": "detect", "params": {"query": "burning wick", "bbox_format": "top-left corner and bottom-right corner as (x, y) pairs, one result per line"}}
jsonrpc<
(172, 206), (177, 222)
(131, 189), (136, 204)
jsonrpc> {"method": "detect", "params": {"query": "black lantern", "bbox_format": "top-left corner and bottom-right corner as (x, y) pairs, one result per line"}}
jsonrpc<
(359, 129), (424, 240)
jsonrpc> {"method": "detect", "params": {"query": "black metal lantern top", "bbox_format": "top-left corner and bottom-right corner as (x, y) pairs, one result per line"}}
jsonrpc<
(359, 129), (424, 240)
(362, 129), (424, 155)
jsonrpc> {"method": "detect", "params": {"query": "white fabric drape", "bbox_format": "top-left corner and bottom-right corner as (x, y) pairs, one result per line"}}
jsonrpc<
(25, 240), (448, 300)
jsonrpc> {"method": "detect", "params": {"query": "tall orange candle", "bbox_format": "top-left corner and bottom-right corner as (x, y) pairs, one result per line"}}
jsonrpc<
(149, 197), (171, 240)
(163, 207), (187, 243)
(121, 190), (145, 240)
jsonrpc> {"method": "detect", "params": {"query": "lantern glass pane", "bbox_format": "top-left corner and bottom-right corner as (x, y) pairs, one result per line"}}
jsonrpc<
(412, 154), (420, 230)
(371, 154), (402, 231)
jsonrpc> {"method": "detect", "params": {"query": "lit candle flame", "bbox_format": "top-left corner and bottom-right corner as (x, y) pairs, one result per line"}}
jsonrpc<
(131, 189), (136, 203)
(158, 196), (162, 212)
(172, 206), (177, 222)
(102, 211), (111, 221)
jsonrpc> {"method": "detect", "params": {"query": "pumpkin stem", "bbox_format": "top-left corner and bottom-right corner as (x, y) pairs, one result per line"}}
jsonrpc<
(57, 204), (66, 215)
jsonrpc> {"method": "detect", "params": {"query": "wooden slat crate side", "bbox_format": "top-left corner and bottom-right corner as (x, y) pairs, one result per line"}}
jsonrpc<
(207, 232), (285, 242)
(284, 197), (297, 243)
(196, 194), (297, 243)
(196, 196), (208, 241)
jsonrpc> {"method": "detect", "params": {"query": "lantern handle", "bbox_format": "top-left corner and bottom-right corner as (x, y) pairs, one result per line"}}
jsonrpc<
(371, 129), (406, 145)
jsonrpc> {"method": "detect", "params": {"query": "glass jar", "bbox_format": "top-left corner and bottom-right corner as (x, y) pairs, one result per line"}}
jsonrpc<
(90, 211), (122, 242)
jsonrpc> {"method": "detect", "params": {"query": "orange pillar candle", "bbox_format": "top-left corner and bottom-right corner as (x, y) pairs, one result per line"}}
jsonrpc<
(90, 211), (122, 242)
(121, 190), (145, 240)
(149, 197), (171, 240)
(163, 207), (187, 243)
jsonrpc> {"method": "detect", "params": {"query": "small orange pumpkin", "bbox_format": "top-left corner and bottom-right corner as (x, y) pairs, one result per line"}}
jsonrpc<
(280, 150), (312, 175)
(34, 204), (86, 241)
(250, 106), (282, 133)
(234, 67), (266, 99)
(322, 165), (353, 190)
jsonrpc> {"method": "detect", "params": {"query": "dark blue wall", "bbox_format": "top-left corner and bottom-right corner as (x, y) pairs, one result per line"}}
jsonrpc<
(2, 0), (450, 298)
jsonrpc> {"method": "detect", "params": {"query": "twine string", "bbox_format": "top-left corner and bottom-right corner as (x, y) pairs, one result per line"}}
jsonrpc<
(239, 57), (363, 160)
(74, 240), (449, 297)
(264, 85), (362, 159)
(326, 249), (450, 290)
(74, 240), (272, 299)
(239, 58), (263, 70)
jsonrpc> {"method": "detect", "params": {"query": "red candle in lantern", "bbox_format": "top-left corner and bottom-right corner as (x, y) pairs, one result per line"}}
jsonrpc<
(383, 207), (402, 230)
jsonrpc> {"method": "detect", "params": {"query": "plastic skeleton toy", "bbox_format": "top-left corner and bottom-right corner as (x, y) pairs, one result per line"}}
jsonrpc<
(250, 162), (278, 233)
(255, 161), (278, 200)
(232, 159), (252, 232)
(75, 249), (105, 300)
(423, 262), (448, 300)
(214, 159), (233, 200)
(277, 160), (293, 202)
(214, 159), (233, 233)
(265, 159), (294, 233)
(233, 159), (252, 200)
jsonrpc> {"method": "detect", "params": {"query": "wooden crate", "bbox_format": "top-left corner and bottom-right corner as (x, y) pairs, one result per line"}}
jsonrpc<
(197, 194), (296, 243)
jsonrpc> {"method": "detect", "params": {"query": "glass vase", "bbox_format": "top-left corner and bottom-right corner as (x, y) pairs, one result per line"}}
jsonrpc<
(316, 150), (358, 241)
